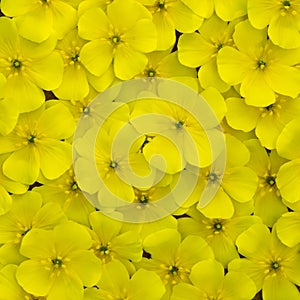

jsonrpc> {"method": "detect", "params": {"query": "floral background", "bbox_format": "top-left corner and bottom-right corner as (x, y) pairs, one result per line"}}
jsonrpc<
(0, 0), (300, 299)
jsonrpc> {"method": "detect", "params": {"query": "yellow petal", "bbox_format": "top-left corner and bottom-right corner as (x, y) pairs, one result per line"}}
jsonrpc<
(3, 146), (40, 185)
(38, 139), (72, 180)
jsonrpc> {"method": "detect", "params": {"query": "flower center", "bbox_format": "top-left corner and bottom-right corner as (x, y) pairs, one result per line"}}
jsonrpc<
(257, 59), (267, 70)
(12, 59), (22, 69)
(282, 0), (291, 9)
(208, 172), (219, 183)
(217, 43), (223, 50)
(99, 245), (109, 254)
(213, 222), (223, 231)
(139, 195), (149, 204)
(52, 258), (63, 268)
(82, 106), (90, 114)
(266, 175), (276, 186)
(175, 120), (184, 129)
(110, 160), (118, 168)
(21, 228), (31, 236)
(27, 135), (36, 144)
(71, 182), (78, 191)
(271, 261), (280, 270)
(111, 35), (121, 45)
(147, 68), (156, 77)
(157, 0), (165, 9)
(71, 53), (80, 62)
(169, 265), (179, 274)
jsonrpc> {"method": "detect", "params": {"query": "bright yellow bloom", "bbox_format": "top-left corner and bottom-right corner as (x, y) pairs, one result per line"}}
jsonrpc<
(226, 95), (300, 149)
(245, 139), (288, 226)
(78, 0), (157, 80)
(217, 20), (300, 107)
(33, 168), (95, 226)
(84, 260), (165, 300)
(16, 221), (102, 300)
(178, 14), (236, 92)
(171, 259), (256, 300)
(1, 0), (80, 43)
(248, 0), (300, 49)
(0, 17), (64, 113)
(0, 102), (75, 184)
(0, 191), (66, 265)
(138, 0), (204, 50)
(229, 223), (300, 300)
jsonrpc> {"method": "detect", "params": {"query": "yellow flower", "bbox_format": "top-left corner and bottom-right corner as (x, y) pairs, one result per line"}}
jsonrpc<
(0, 102), (75, 184)
(0, 17), (64, 113)
(1, 0), (79, 42)
(217, 20), (300, 107)
(78, 0), (157, 80)
(248, 0), (300, 48)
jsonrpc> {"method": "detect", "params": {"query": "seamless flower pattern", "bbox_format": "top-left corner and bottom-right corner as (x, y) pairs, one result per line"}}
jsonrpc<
(0, 0), (300, 299)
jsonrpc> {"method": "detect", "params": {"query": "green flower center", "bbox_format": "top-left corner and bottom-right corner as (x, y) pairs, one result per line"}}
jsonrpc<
(71, 53), (80, 62)
(266, 175), (276, 186)
(110, 160), (118, 168)
(71, 182), (78, 191)
(111, 35), (121, 45)
(213, 222), (223, 231)
(52, 258), (63, 268)
(99, 245), (109, 254)
(12, 59), (22, 69)
(175, 120), (184, 129)
(271, 261), (280, 270)
(257, 59), (267, 70)
(139, 195), (149, 204)
(147, 68), (156, 77)
(217, 43), (223, 50)
(169, 266), (178, 274)
(265, 104), (273, 111)
(157, 0), (165, 9)
(208, 172), (219, 182)
(27, 135), (36, 144)
(21, 228), (31, 236)
(282, 0), (291, 8)
(83, 106), (90, 114)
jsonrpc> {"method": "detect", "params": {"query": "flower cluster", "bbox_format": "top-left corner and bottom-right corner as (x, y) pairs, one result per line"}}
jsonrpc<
(0, 1), (300, 300)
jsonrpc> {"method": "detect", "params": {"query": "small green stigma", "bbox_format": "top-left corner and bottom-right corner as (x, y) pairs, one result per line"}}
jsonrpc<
(139, 195), (148, 204)
(99, 245), (109, 254)
(271, 261), (280, 270)
(12, 59), (22, 69)
(71, 182), (78, 191)
(175, 120), (184, 129)
(257, 59), (267, 70)
(111, 35), (121, 45)
(147, 68), (156, 77)
(213, 222), (223, 231)
(71, 53), (80, 62)
(82, 106), (90, 114)
(217, 43), (223, 50)
(169, 266), (178, 274)
(265, 104), (273, 111)
(27, 135), (36, 144)
(266, 175), (276, 186)
(208, 172), (218, 182)
(157, 0), (165, 9)
(282, 0), (291, 8)
(52, 258), (63, 268)
(110, 160), (118, 168)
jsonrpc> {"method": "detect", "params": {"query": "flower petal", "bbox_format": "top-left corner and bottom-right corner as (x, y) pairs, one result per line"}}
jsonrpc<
(37, 103), (75, 139)
(53, 65), (89, 100)
(38, 139), (72, 180)
(263, 274), (300, 300)
(16, 260), (53, 296)
(27, 52), (64, 90)
(80, 40), (113, 76)
(3, 146), (40, 185)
